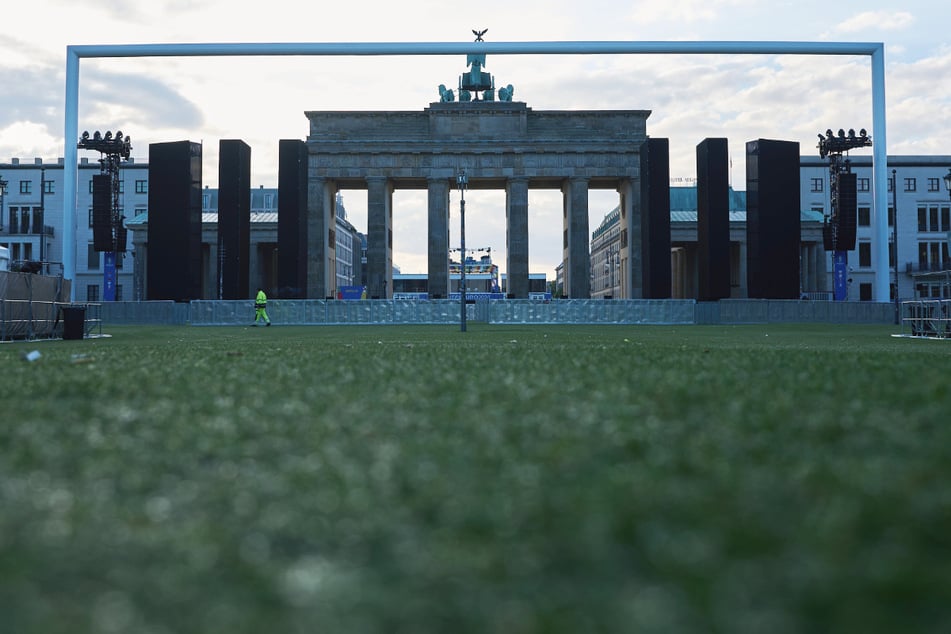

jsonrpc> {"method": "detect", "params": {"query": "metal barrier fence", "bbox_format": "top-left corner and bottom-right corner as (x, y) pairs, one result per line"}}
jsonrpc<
(96, 298), (898, 327)
(899, 299), (951, 339)
(0, 300), (102, 341)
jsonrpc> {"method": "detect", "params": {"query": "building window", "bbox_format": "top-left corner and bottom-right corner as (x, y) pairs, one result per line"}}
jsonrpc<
(202, 194), (210, 210)
(135, 180), (148, 194)
(19, 180), (32, 195)
(87, 244), (100, 270)
(88, 207), (94, 228)
(904, 178), (916, 192)
(32, 208), (44, 235)
(43, 180), (54, 194)
(857, 177), (870, 192)
(888, 177), (894, 192)
(928, 177), (941, 192)
(810, 178), (823, 192)
(888, 206), (895, 227)
(87, 285), (99, 302)
(858, 242), (871, 268)
(858, 207), (870, 227)
(264, 193), (274, 210)
(920, 205), (951, 232)
(859, 282), (872, 301)
(8, 207), (18, 233)
(917, 241), (950, 271)
(889, 241), (896, 267)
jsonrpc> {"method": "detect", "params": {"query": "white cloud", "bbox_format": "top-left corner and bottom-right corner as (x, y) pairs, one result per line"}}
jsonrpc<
(627, 0), (757, 24)
(834, 11), (915, 33)
(0, 122), (60, 160)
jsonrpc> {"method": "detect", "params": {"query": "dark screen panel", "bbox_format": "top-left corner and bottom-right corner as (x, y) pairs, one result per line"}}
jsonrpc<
(218, 139), (251, 299)
(277, 139), (308, 298)
(697, 138), (731, 300)
(640, 138), (671, 299)
(147, 140), (202, 301)
(746, 139), (801, 299)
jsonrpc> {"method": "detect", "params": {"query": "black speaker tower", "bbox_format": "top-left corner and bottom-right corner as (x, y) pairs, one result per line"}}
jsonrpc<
(640, 138), (671, 298)
(147, 141), (203, 301)
(696, 138), (731, 301)
(746, 139), (801, 299)
(277, 139), (309, 298)
(92, 174), (114, 252)
(218, 140), (251, 299)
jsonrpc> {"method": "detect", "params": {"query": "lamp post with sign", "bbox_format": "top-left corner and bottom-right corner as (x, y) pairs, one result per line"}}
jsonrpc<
(457, 169), (468, 332)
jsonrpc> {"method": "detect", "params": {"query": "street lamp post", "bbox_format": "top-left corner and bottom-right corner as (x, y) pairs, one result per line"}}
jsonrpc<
(892, 168), (899, 302)
(457, 169), (468, 332)
(0, 175), (7, 232)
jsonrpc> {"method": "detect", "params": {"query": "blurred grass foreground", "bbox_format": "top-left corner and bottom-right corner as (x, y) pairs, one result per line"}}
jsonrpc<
(2, 323), (950, 633)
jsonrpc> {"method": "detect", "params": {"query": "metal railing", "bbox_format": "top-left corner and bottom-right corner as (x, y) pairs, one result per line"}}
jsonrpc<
(899, 299), (951, 339)
(0, 300), (101, 341)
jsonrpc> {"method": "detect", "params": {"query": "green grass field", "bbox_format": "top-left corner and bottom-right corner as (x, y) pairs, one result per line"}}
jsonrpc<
(2, 323), (950, 633)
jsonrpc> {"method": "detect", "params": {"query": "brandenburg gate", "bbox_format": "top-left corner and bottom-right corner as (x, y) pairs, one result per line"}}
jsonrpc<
(300, 37), (650, 299)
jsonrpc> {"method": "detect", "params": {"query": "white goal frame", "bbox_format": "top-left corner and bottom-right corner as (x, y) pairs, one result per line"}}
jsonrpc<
(63, 41), (888, 301)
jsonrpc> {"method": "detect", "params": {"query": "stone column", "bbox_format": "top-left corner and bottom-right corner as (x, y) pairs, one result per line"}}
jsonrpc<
(306, 177), (337, 299)
(505, 178), (529, 298)
(563, 177), (590, 299)
(427, 177), (450, 299)
(738, 241), (748, 298)
(207, 242), (218, 299)
(801, 244), (814, 293)
(815, 244), (828, 292)
(367, 177), (393, 299)
(619, 179), (641, 299)
(133, 242), (147, 301)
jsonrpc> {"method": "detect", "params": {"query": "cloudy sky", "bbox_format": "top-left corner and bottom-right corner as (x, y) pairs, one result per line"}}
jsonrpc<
(1, 0), (949, 278)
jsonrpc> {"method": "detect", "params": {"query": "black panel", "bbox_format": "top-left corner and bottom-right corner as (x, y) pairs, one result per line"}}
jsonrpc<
(277, 139), (308, 298)
(147, 141), (203, 301)
(835, 172), (857, 251)
(92, 174), (113, 252)
(745, 139), (801, 299)
(218, 139), (251, 299)
(696, 138), (731, 301)
(640, 138), (671, 298)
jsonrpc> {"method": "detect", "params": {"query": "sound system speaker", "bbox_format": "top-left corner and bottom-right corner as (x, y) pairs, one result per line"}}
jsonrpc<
(92, 174), (113, 252)
(115, 223), (127, 254)
(835, 172), (857, 251)
(746, 139), (801, 299)
(147, 141), (203, 301)
(277, 139), (308, 298)
(218, 139), (251, 299)
(640, 137), (671, 298)
(696, 138), (731, 300)
(822, 221), (836, 252)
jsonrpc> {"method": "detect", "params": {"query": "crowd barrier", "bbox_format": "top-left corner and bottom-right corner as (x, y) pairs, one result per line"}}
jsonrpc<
(96, 298), (897, 327)
(899, 299), (951, 338)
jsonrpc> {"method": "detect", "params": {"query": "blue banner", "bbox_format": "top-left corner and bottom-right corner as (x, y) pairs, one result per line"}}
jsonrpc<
(103, 252), (117, 301)
(833, 251), (848, 301)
